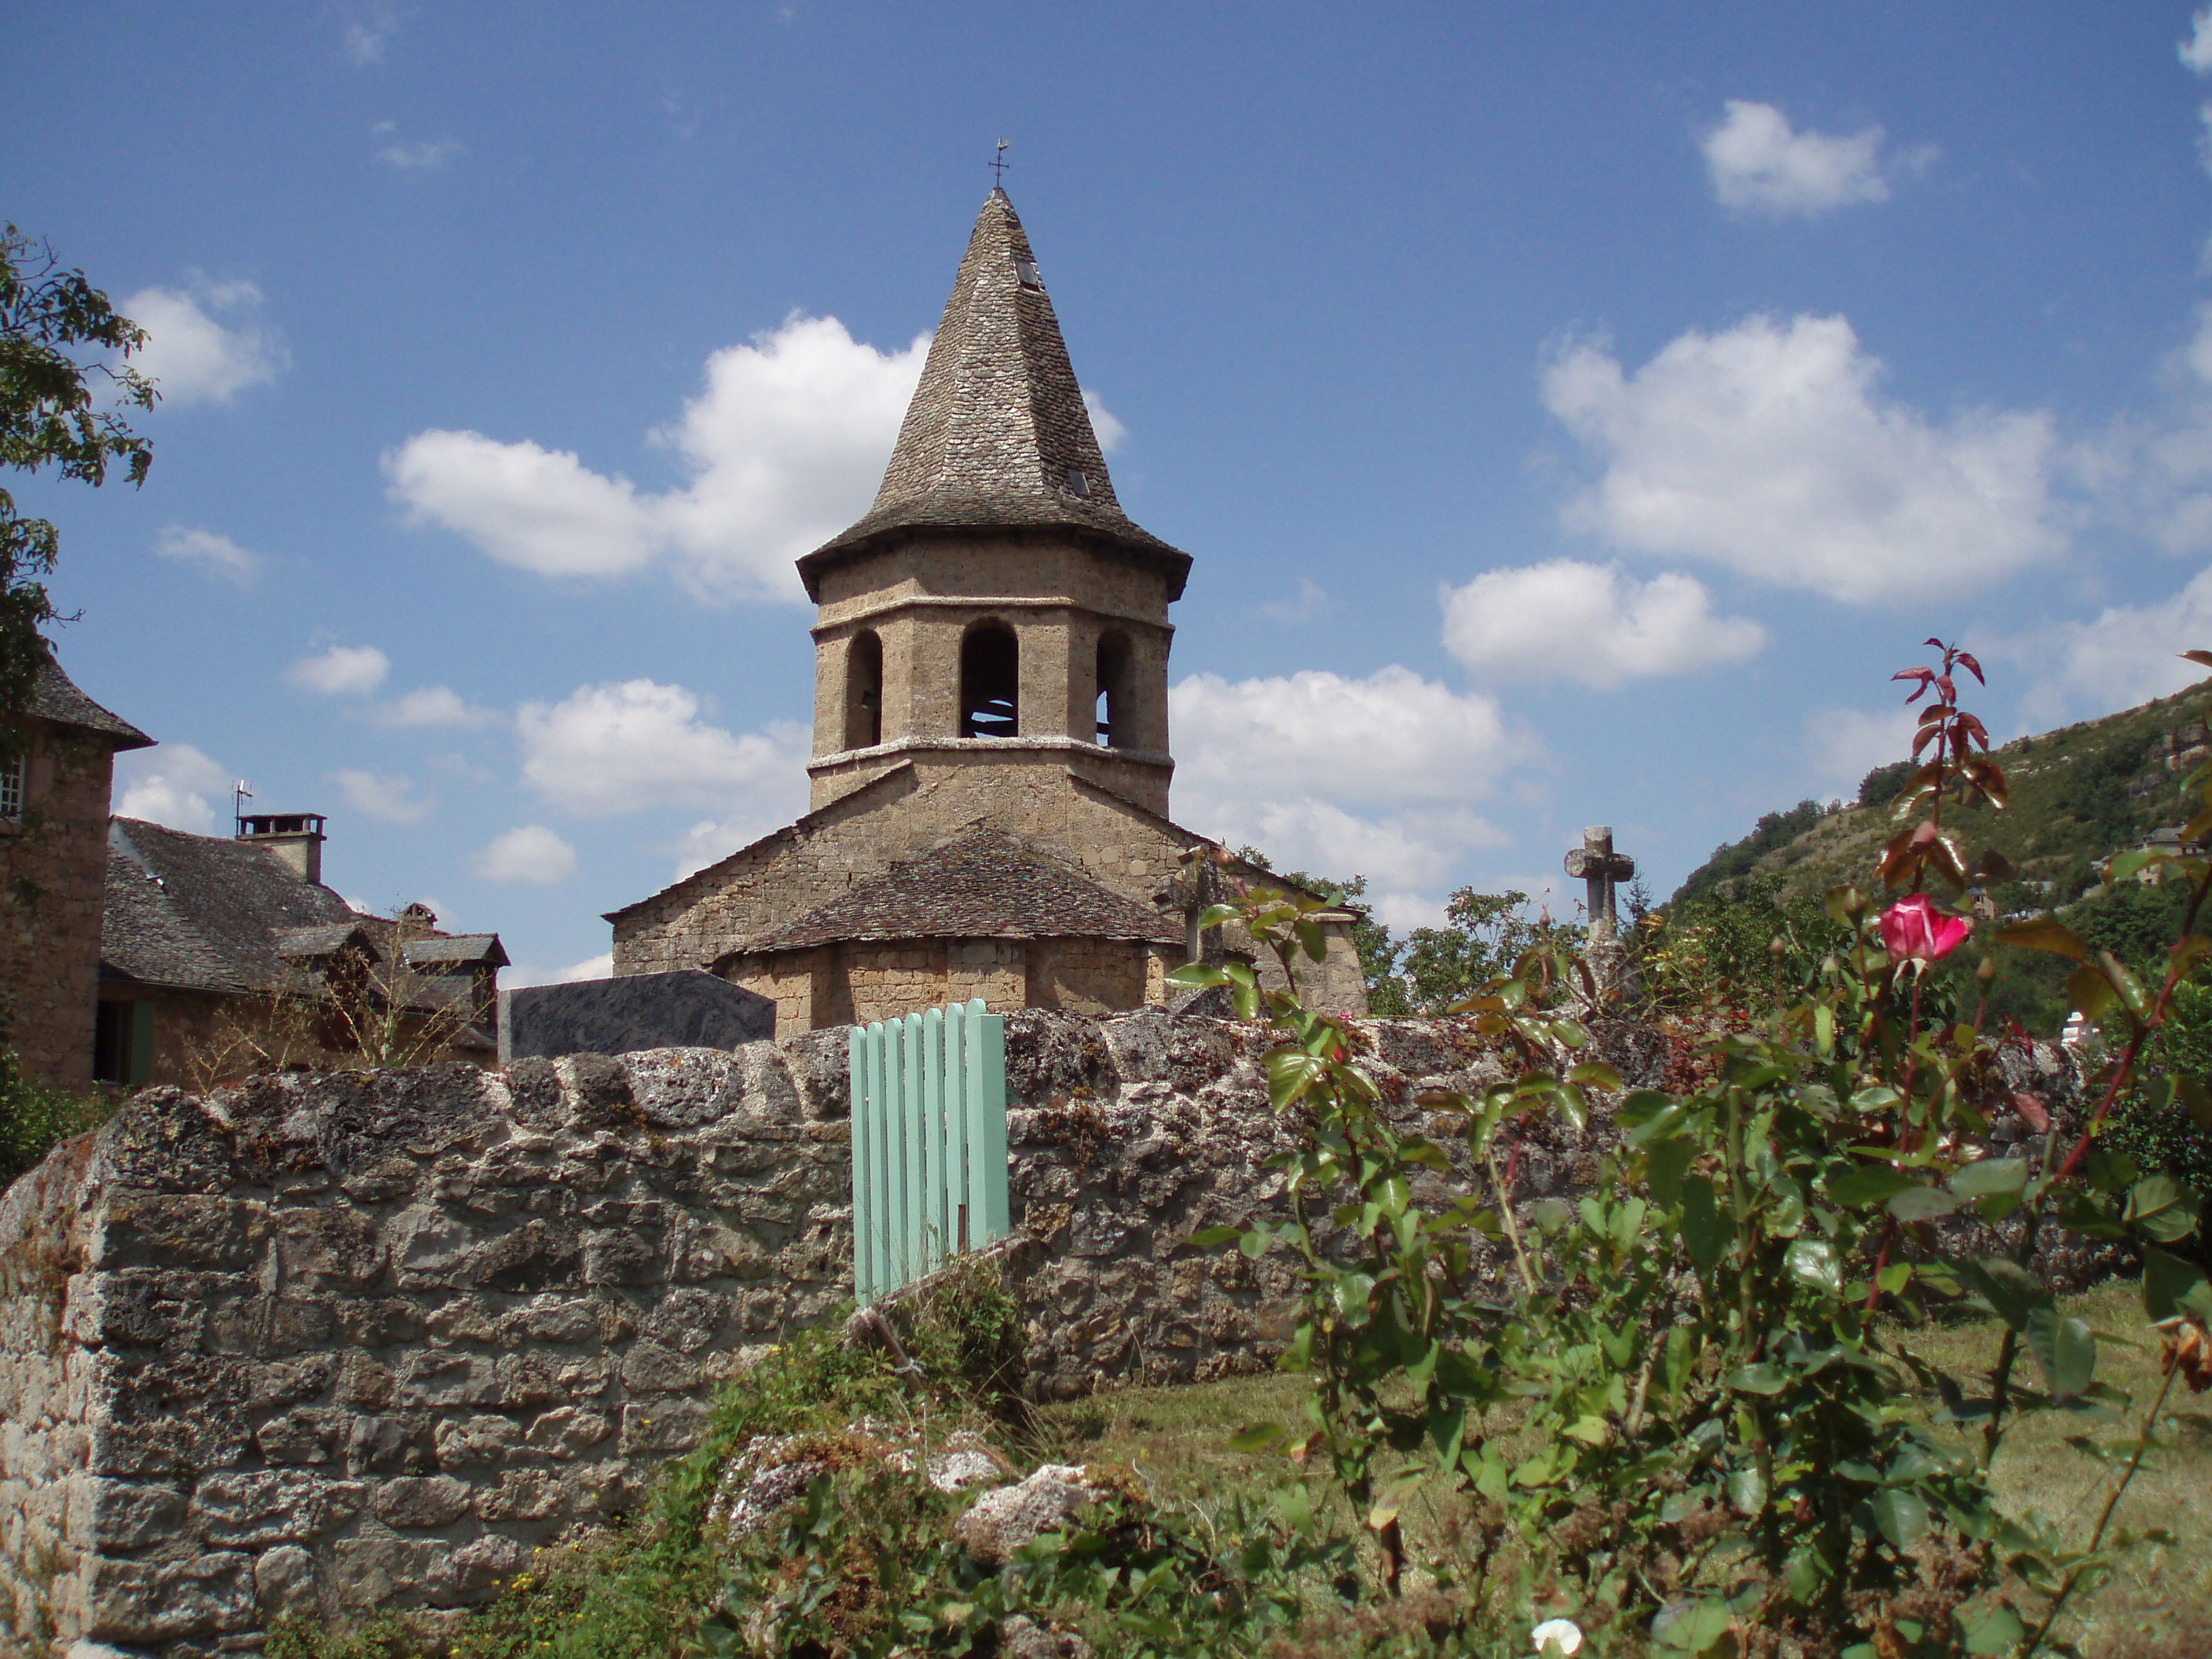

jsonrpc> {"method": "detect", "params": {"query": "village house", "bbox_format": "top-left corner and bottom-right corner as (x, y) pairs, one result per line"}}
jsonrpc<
(97, 811), (508, 1089)
(605, 189), (1369, 1030)
(0, 657), (153, 1089)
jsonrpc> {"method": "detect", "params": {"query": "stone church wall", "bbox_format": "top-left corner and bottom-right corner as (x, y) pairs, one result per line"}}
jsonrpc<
(0, 1009), (1519, 1654)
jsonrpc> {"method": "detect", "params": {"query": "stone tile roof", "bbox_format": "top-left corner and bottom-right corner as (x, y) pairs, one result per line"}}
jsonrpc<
(797, 190), (1191, 602)
(27, 657), (153, 749)
(101, 820), (505, 1018)
(749, 822), (1182, 953)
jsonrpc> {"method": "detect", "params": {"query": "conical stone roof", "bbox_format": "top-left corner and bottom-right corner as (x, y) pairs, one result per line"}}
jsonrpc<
(797, 189), (1190, 601)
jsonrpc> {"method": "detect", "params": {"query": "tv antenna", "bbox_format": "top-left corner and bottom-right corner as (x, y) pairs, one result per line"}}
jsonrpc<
(233, 779), (254, 834)
(991, 139), (1010, 190)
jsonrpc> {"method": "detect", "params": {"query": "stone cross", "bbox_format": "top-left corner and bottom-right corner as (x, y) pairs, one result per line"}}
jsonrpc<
(1564, 826), (1635, 947)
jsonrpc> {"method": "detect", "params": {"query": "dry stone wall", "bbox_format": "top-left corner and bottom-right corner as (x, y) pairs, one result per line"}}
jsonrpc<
(0, 1009), (1533, 1656)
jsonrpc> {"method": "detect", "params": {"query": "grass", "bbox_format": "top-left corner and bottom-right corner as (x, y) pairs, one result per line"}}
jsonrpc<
(1034, 1283), (2212, 1658)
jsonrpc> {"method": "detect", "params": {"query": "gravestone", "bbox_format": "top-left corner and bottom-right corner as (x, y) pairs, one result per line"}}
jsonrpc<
(499, 969), (775, 1062)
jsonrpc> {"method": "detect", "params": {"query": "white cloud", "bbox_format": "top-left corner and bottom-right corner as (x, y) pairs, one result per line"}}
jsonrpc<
(1441, 559), (1764, 687)
(1259, 576), (1328, 624)
(2005, 563), (2212, 725)
(287, 643), (391, 696)
(1082, 390), (1127, 454)
(372, 124), (460, 170)
(332, 768), (430, 825)
(1543, 315), (2063, 604)
(504, 951), (615, 989)
(375, 686), (499, 729)
(121, 281), (286, 406)
(114, 742), (233, 834)
(516, 679), (811, 819)
(1701, 101), (1908, 218)
(2184, 9), (2212, 75)
(1804, 704), (1919, 798)
(338, 0), (398, 64)
(1168, 666), (1533, 893)
(386, 314), (929, 603)
(474, 825), (577, 884)
(155, 525), (260, 585)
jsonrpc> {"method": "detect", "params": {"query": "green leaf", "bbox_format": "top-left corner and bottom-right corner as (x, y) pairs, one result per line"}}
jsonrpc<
(2124, 1174), (2202, 1244)
(1965, 1257), (2053, 1332)
(2144, 1245), (2212, 1322)
(1654, 1598), (1736, 1653)
(1229, 1422), (1287, 1453)
(1186, 1225), (1244, 1249)
(1993, 918), (2089, 960)
(1727, 1363), (1789, 1395)
(1888, 1185), (1962, 1222)
(1950, 1158), (2029, 1198)
(1568, 1059), (1624, 1090)
(1681, 1176), (1725, 1274)
(2026, 1309), (2097, 1400)
(1962, 1606), (2026, 1656)
(1870, 1488), (1930, 1551)
(1785, 1236), (1841, 1297)
(1829, 1164), (1915, 1210)
(1646, 1139), (1694, 1207)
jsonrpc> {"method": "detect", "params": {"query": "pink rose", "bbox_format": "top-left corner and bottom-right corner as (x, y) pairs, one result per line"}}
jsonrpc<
(1880, 894), (1972, 965)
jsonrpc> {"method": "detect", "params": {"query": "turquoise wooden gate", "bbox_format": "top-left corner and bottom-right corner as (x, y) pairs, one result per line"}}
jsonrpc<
(848, 999), (1012, 1304)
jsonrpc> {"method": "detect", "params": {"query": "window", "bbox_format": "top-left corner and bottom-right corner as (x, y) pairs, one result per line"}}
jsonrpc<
(0, 751), (22, 822)
(844, 631), (883, 750)
(1095, 631), (1132, 748)
(93, 1001), (153, 1086)
(1064, 467), (1090, 498)
(1014, 258), (1043, 291)
(959, 621), (1020, 738)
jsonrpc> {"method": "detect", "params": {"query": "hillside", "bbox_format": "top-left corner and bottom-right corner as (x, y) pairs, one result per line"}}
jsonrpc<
(1669, 678), (2212, 1034)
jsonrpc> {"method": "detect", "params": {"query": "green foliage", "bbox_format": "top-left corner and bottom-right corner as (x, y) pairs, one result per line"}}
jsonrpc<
(1675, 797), (1837, 907)
(0, 225), (155, 727)
(0, 1043), (112, 1184)
(1397, 889), (1584, 1016)
(1232, 851), (1411, 1016)
(1171, 639), (2212, 1657)
(1637, 875), (1850, 1020)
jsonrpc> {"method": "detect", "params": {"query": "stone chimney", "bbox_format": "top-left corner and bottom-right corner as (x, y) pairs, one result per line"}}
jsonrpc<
(237, 811), (328, 884)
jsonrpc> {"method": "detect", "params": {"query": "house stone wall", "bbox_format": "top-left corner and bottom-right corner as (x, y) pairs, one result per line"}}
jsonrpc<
(0, 1008), (1522, 1654)
(0, 724), (119, 1090)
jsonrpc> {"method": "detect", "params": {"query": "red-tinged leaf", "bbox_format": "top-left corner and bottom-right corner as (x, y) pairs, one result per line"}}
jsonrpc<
(1897, 666), (1936, 682)
(2183, 649), (2212, 670)
(1993, 918), (2089, 960)
(1926, 637), (1946, 649)
(2013, 1092), (2050, 1133)
(1959, 712), (1990, 748)
(1937, 674), (1956, 701)
(1918, 703), (1949, 725)
(1957, 652), (1985, 684)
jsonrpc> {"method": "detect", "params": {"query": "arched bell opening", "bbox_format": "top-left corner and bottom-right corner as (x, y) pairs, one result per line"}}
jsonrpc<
(1094, 629), (1133, 748)
(844, 630), (883, 750)
(959, 620), (1020, 739)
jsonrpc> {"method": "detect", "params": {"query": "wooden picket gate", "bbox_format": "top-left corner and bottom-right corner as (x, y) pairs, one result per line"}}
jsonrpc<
(848, 999), (1012, 1305)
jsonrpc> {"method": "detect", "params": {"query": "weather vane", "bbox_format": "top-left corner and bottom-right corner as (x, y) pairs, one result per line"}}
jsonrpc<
(991, 138), (1010, 189)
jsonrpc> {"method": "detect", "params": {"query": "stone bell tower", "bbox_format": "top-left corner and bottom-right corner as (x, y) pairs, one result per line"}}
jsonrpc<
(796, 189), (1191, 820)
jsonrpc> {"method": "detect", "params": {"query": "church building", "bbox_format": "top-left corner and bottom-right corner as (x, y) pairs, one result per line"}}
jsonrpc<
(606, 189), (1367, 1031)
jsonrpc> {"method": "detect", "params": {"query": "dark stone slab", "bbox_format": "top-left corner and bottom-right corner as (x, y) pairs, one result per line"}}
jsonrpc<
(498, 972), (774, 1063)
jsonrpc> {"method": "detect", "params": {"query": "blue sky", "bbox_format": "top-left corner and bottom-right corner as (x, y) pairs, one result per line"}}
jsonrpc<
(13, 3), (2212, 978)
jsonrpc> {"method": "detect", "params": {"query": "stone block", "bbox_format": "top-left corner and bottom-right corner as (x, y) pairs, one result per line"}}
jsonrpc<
(619, 1399), (705, 1456)
(372, 1475), (472, 1529)
(84, 1551), (255, 1643)
(474, 1467), (570, 1522)
(99, 1194), (270, 1272)
(256, 1407), (347, 1467)
(254, 1544), (317, 1618)
(433, 1413), (524, 1467)
(331, 1531), (439, 1610)
(70, 1479), (187, 1551)
(523, 1406), (613, 1459)
(427, 1532), (529, 1603)
(395, 1350), (491, 1408)
(618, 1340), (698, 1394)
(275, 1208), (386, 1289)
(346, 1412), (438, 1476)
(500, 970), (773, 1064)
(581, 1231), (663, 1285)
(191, 1469), (365, 1547)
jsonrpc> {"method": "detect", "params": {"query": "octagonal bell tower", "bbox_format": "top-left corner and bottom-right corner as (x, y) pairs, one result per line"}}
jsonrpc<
(796, 189), (1190, 819)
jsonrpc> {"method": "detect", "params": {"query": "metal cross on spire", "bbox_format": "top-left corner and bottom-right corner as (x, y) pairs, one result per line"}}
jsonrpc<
(990, 138), (1010, 190)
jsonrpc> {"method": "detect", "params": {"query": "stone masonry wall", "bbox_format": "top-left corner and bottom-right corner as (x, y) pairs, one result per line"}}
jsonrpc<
(0, 1009), (1522, 1655)
(0, 723), (118, 1090)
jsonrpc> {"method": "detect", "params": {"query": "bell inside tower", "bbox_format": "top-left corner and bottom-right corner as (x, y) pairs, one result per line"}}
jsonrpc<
(959, 621), (1020, 738)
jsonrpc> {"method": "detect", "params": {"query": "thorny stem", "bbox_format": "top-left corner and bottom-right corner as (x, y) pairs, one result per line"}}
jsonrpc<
(2053, 858), (2212, 1182)
(1487, 1142), (1538, 1298)
(2021, 1360), (2182, 1659)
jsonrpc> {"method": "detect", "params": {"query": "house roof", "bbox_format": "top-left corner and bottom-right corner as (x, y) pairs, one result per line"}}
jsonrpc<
(796, 190), (1190, 602)
(744, 822), (1183, 954)
(27, 657), (153, 749)
(101, 819), (507, 1012)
